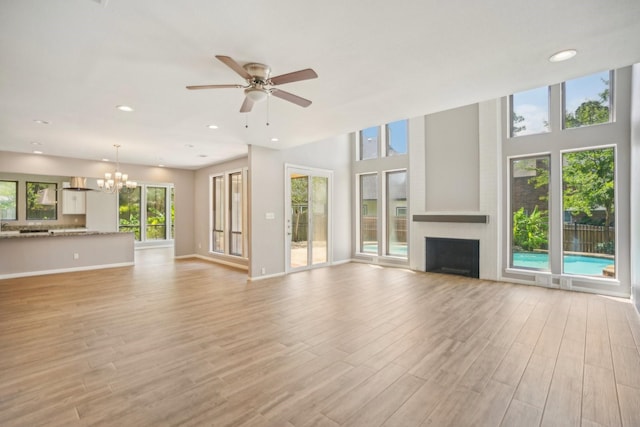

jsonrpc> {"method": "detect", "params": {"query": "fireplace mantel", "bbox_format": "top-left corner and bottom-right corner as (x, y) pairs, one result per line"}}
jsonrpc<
(413, 213), (489, 224)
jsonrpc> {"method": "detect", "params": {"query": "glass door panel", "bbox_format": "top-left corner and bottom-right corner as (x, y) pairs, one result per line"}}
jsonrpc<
(311, 176), (328, 265)
(289, 172), (309, 269)
(146, 186), (167, 240)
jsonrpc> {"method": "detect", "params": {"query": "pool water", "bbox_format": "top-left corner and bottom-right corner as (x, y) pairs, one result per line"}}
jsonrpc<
(513, 252), (614, 276)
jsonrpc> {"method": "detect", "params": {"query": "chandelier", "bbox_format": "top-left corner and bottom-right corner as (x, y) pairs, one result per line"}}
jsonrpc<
(96, 144), (137, 193)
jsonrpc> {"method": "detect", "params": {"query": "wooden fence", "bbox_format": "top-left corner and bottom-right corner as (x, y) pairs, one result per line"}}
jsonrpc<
(562, 224), (614, 253)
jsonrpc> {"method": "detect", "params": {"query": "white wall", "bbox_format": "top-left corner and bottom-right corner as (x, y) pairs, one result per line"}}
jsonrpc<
(0, 151), (195, 256)
(249, 134), (351, 279)
(425, 104), (480, 211)
(631, 64), (640, 312)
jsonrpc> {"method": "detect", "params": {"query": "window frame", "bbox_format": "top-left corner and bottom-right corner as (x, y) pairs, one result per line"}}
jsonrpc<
(560, 145), (617, 278)
(358, 126), (380, 161)
(508, 85), (551, 138)
(385, 169), (408, 257)
(229, 171), (243, 257)
(385, 119), (408, 156)
(358, 172), (379, 254)
(562, 70), (614, 130)
(209, 168), (248, 258)
(211, 174), (225, 253)
(502, 67), (627, 293)
(26, 181), (58, 221)
(0, 180), (18, 221)
(508, 153), (551, 272)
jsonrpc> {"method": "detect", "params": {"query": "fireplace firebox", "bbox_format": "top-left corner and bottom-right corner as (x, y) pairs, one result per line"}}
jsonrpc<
(425, 237), (479, 278)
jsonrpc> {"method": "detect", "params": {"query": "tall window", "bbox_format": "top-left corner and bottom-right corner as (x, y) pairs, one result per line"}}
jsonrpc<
(210, 169), (247, 257)
(563, 70), (613, 129)
(504, 68), (625, 293)
(146, 187), (167, 240)
(510, 156), (550, 270)
(170, 187), (175, 240)
(119, 185), (173, 243)
(562, 147), (615, 277)
(360, 173), (378, 253)
(359, 126), (379, 160)
(386, 170), (407, 256)
(119, 187), (141, 240)
(0, 180), (17, 221)
(510, 86), (550, 137)
(211, 175), (224, 253)
(229, 172), (243, 256)
(386, 120), (408, 156)
(26, 182), (57, 220)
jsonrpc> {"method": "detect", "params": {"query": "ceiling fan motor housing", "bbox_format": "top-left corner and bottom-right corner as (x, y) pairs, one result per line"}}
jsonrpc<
(243, 63), (270, 82)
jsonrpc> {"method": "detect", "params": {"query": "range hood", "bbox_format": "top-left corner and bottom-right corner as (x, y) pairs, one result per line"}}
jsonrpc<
(64, 177), (93, 191)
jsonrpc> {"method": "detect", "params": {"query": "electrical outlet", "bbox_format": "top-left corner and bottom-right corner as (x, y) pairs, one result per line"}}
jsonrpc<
(73, 253), (79, 260)
(261, 267), (266, 275)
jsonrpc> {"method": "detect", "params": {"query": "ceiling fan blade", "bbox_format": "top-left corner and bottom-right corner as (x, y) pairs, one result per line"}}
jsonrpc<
(271, 89), (312, 108)
(240, 97), (254, 113)
(215, 55), (252, 80)
(270, 68), (318, 86)
(186, 84), (243, 90)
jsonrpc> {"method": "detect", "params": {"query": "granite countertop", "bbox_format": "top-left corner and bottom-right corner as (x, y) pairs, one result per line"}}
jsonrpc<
(0, 230), (131, 239)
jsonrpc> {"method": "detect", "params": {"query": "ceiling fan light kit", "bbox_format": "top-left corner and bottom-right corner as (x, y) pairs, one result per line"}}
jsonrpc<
(187, 55), (317, 114)
(245, 87), (269, 103)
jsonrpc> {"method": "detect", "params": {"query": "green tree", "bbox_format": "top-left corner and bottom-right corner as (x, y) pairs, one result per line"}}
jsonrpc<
(563, 148), (615, 239)
(565, 79), (610, 128)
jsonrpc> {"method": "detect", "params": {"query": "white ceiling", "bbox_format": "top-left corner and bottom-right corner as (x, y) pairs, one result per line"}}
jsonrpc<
(1, 0), (640, 169)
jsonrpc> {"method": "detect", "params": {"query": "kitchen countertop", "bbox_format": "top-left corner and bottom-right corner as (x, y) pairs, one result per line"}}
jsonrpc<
(0, 230), (131, 239)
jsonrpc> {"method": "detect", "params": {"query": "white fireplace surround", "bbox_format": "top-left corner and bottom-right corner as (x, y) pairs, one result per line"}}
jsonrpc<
(410, 211), (499, 281)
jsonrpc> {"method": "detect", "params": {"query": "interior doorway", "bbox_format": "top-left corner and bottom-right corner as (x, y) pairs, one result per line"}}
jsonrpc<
(285, 165), (332, 272)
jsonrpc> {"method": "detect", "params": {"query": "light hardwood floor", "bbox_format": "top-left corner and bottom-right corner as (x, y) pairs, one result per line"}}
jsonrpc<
(1, 252), (640, 426)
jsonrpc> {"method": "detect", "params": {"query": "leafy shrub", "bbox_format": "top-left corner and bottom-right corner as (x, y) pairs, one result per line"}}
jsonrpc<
(513, 206), (548, 251)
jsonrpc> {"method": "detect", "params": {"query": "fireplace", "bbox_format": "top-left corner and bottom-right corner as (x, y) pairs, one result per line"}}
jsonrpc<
(425, 237), (479, 278)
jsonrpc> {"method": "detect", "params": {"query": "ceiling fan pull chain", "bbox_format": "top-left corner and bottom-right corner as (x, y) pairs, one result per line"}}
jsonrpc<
(245, 113), (249, 129)
(266, 95), (270, 126)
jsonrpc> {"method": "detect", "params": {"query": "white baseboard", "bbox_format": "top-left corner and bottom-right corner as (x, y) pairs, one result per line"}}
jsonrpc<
(249, 272), (286, 281)
(187, 254), (249, 271)
(0, 262), (135, 280)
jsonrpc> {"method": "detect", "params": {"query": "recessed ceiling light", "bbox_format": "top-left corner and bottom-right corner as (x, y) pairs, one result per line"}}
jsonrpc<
(549, 49), (577, 63)
(101, 158), (109, 162)
(198, 154), (208, 158)
(185, 144), (195, 148)
(271, 137), (279, 142)
(33, 119), (50, 125)
(116, 105), (134, 112)
(33, 150), (43, 154)
(31, 141), (42, 146)
(207, 124), (219, 129)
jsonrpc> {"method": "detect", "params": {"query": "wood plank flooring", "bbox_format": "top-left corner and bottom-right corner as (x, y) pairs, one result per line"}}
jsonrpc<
(1, 252), (640, 426)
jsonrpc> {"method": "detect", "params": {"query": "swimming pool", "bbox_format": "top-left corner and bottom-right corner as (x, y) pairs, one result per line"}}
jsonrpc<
(512, 252), (614, 276)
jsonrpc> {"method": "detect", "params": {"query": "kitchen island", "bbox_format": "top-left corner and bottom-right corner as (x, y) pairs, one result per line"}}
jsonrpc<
(0, 231), (134, 279)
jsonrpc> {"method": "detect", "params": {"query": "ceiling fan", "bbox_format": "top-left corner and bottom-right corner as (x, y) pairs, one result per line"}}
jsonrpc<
(187, 55), (318, 113)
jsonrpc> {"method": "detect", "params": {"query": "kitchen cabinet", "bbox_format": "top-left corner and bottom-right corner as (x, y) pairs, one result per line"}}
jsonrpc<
(62, 190), (86, 214)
